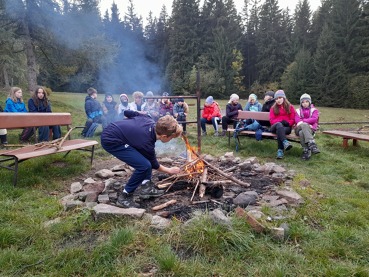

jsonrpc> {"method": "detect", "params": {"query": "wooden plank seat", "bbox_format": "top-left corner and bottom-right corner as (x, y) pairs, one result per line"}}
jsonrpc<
(0, 113), (98, 186)
(322, 130), (369, 148)
(227, 111), (300, 148)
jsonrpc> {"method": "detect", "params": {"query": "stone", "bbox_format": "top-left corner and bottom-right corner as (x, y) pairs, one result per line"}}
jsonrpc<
(43, 217), (61, 228)
(247, 210), (265, 219)
(95, 169), (114, 179)
(158, 157), (173, 163)
(233, 157), (242, 164)
(224, 152), (234, 158)
(150, 215), (171, 230)
(60, 194), (78, 205)
(276, 190), (304, 204)
(272, 165), (286, 173)
(103, 178), (116, 192)
(85, 192), (99, 202)
(92, 204), (146, 220)
(238, 161), (252, 171)
(299, 179), (311, 187)
(245, 157), (258, 164)
(111, 164), (126, 172)
(209, 209), (231, 226)
(98, 194), (110, 204)
(203, 154), (216, 162)
(63, 200), (84, 211)
(84, 177), (96, 185)
(83, 182), (105, 194)
(233, 192), (257, 207)
(70, 182), (83, 194)
(270, 227), (285, 241)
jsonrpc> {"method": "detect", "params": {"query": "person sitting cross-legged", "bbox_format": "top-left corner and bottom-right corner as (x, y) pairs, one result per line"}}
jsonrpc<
(201, 96), (222, 136)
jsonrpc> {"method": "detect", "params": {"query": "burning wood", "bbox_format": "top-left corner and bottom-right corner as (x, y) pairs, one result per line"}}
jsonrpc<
(156, 134), (250, 201)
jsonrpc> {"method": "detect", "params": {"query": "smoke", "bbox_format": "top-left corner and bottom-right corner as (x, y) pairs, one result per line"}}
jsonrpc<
(155, 138), (186, 158)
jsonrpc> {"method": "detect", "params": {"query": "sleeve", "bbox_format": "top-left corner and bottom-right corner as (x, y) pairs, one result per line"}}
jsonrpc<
(303, 109), (319, 125)
(244, 102), (250, 111)
(4, 100), (17, 112)
(294, 109), (302, 124)
(257, 103), (262, 111)
(173, 104), (179, 115)
(28, 99), (37, 112)
(184, 103), (189, 114)
(124, 110), (139, 118)
(85, 101), (93, 118)
(287, 105), (296, 126)
(269, 108), (278, 125)
(212, 103), (221, 118)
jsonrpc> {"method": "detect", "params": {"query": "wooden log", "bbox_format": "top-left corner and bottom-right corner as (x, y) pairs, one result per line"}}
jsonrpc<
(152, 199), (177, 211)
(203, 160), (250, 187)
(190, 180), (200, 202)
(157, 182), (173, 189)
(199, 167), (207, 198)
(223, 166), (237, 173)
(202, 180), (233, 186)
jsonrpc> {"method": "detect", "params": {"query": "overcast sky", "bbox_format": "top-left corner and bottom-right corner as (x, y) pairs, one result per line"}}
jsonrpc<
(99, 0), (322, 23)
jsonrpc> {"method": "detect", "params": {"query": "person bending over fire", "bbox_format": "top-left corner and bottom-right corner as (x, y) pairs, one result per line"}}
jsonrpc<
(101, 111), (182, 208)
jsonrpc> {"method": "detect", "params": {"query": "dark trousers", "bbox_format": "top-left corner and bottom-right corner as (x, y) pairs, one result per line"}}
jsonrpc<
(101, 141), (152, 193)
(38, 126), (61, 142)
(270, 122), (292, 149)
(82, 116), (107, 136)
(20, 127), (34, 142)
(221, 116), (237, 130)
(176, 115), (186, 132)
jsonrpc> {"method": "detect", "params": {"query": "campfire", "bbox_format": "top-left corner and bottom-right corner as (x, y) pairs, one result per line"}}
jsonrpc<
(155, 134), (251, 207)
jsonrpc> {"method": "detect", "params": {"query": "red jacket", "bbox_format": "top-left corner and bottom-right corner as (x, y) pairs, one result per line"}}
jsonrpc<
(270, 104), (296, 127)
(202, 102), (221, 121)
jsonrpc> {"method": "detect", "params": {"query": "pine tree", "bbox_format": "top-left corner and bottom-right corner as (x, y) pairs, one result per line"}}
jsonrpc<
(313, 23), (348, 107)
(292, 0), (312, 52)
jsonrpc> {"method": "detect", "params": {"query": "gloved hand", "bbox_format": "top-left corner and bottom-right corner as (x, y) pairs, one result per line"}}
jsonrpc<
(281, 120), (289, 127)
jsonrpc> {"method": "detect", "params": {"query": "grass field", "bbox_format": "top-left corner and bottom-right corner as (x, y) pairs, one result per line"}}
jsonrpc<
(1, 91), (369, 276)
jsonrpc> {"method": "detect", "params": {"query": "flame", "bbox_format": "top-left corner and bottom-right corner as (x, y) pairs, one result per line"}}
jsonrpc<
(182, 134), (205, 176)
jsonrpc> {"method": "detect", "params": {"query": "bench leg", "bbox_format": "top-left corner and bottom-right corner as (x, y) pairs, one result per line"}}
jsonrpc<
(343, 138), (349, 148)
(353, 139), (358, 147)
(90, 145), (95, 165)
(13, 159), (19, 187)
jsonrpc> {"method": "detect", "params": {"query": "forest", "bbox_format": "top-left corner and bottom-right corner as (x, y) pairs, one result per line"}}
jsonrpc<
(1, 0), (369, 108)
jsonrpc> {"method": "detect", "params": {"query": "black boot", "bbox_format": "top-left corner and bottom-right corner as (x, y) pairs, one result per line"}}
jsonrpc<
(139, 181), (164, 199)
(116, 192), (140, 208)
(301, 147), (311, 160)
(0, 134), (7, 145)
(308, 140), (320, 154)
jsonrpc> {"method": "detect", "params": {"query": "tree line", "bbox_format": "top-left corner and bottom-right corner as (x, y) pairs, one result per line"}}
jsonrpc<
(0, 0), (369, 108)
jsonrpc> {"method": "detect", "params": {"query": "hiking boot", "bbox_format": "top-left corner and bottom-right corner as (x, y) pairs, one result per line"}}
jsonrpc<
(139, 181), (164, 199)
(116, 192), (140, 208)
(283, 140), (292, 151)
(201, 131), (207, 136)
(301, 148), (311, 160)
(220, 130), (226, 137)
(308, 141), (320, 154)
(182, 131), (187, 135)
(214, 131), (219, 137)
(276, 149), (284, 159)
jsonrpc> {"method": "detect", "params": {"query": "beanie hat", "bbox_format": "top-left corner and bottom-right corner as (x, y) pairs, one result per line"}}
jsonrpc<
(265, 91), (275, 98)
(300, 93), (312, 105)
(229, 93), (239, 103)
(177, 97), (184, 102)
(206, 96), (214, 104)
(146, 91), (154, 97)
(162, 92), (169, 97)
(120, 93), (128, 101)
(249, 93), (257, 101)
(274, 90), (286, 99)
(105, 93), (113, 98)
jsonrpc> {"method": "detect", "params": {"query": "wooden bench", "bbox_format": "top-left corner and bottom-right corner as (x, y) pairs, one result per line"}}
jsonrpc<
(0, 113), (98, 186)
(227, 111), (300, 149)
(323, 130), (369, 148)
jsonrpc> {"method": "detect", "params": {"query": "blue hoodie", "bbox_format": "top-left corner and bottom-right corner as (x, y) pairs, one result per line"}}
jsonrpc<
(100, 111), (159, 169)
(4, 98), (28, 113)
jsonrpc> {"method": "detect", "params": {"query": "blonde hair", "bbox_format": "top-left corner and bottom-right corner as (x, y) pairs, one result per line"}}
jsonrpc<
(132, 91), (144, 99)
(156, 115), (182, 137)
(9, 87), (23, 102)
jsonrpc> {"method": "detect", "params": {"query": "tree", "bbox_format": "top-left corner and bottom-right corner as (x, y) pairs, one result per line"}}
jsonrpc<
(292, 0), (312, 52)
(313, 23), (348, 107)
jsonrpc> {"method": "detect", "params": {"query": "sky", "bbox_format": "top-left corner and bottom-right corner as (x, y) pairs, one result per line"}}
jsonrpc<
(99, 0), (322, 23)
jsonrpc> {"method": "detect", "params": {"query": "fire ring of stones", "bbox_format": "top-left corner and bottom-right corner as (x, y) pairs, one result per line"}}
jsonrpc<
(58, 152), (307, 239)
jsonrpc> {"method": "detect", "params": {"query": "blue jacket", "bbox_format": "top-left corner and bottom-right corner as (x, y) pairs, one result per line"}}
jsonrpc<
(100, 111), (159, 169)
(4, 98), (28, 112)
(85, 96), (103, 119)
(244, 101), (262, 112)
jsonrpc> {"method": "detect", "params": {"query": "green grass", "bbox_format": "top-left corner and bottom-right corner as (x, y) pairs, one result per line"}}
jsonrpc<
(0, 91), (369, 276)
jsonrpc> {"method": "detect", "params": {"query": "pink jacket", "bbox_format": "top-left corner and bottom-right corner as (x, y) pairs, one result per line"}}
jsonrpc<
(270, 104), (296, 127)
(295, 105), (319, 131)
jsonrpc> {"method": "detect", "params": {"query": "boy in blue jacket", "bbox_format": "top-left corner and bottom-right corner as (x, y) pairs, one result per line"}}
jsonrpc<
(101, 112), (182, 208)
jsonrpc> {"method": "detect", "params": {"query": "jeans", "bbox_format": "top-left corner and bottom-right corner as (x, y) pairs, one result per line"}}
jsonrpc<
(38, 126), (61, 142)
(101, 141), (152, 193)
(201, 117), (220, 132)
